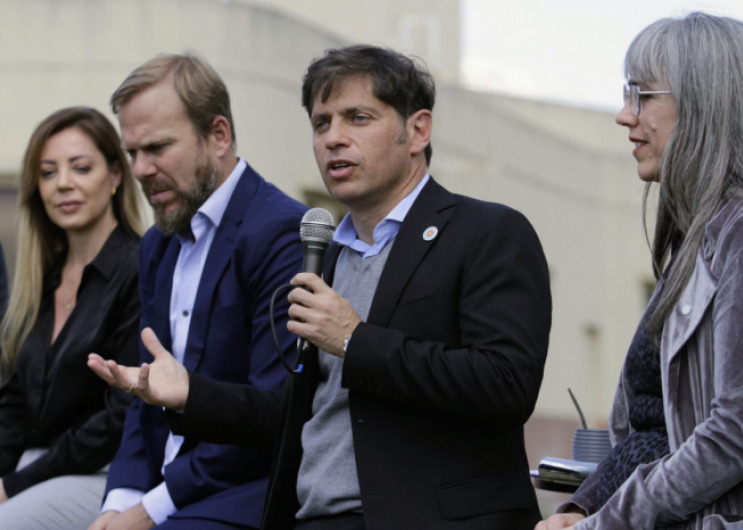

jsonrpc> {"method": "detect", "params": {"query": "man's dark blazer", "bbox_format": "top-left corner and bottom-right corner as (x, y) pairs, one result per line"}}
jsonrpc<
(171, 178), (552, 530)
(106, 163), (306, 529)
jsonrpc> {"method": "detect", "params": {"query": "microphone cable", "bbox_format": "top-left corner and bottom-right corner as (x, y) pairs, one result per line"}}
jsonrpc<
(269, 207), (336, 375)
(270, 283), (306, 374)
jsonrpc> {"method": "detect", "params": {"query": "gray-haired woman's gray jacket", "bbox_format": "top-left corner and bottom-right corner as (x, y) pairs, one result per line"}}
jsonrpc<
(567, 199), (743, 530)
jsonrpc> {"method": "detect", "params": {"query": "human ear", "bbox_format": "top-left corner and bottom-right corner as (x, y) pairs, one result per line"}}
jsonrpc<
(408, 109), (432, 158)
(209, 116), (233, 157)
(109, 162), (123, 190)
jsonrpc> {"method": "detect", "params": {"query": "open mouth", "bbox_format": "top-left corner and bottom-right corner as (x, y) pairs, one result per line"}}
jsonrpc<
(327, 160), (356, 178)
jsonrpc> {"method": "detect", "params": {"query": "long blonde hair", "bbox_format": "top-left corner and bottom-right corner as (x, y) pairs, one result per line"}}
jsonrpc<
(0, 107), (145, 377)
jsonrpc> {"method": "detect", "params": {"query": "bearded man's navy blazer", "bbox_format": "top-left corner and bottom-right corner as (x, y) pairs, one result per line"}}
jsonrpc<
(105, 163), (306, 529)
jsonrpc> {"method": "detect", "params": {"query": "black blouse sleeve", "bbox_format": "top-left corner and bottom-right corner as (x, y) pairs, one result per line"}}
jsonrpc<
(2, 265), (140, 497)
(0, 373), (30, 476)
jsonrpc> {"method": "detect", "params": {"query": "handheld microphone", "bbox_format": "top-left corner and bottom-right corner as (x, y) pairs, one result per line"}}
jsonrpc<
(270, 208), (337, 374)
(296, 208), (336, 361)
(299, 208), (336, 275)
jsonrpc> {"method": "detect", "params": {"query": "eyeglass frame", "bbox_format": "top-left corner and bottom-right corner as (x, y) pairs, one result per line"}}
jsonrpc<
(623, 83), (672, 116)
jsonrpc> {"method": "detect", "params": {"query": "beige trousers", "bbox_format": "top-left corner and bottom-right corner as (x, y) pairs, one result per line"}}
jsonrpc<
(0, 449), (107, 530)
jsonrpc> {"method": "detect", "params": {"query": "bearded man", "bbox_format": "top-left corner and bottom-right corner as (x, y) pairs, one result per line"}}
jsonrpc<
(87, 53), (306, 530)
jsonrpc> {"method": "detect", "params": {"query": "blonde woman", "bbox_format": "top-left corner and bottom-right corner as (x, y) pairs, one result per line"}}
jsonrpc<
(0, 107), (144, 529)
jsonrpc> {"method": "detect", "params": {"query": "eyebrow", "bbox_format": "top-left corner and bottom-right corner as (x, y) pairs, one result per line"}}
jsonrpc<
(343, 106), (376, 116)
(310, 111), (330, 123)
(40, 155), (95, 164)
(123, 137), (176, 152)
(311, 106), (378, 122)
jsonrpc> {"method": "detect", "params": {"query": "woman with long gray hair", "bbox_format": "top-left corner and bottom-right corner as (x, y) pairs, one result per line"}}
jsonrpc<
(538, 12), (743, 530)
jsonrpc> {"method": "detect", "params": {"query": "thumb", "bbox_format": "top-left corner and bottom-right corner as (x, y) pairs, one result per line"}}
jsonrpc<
(141, 327), (171, 360)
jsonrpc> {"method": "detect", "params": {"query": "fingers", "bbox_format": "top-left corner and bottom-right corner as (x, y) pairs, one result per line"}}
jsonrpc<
(290, 273), (328, 292)
(286, 319), (312, 339)
(87, 518), (105, 530)
(88, 511), (117, 530)
(138, 363), (151, 393)
(535, 514), (585, 530)
(287, 301), (313, 322)
(87, 354), (116, 386)
(141, 327), (171, 360)
(287, 286), (313, 307)
(88, 355), (142, 395)
(105, 359), (136, 393)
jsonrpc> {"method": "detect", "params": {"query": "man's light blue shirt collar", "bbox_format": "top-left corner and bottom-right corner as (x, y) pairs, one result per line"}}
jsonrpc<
(333, 174), (430, 258)
(177, 158), (246, 244)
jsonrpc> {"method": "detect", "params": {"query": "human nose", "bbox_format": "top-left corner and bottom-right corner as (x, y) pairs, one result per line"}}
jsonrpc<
(131, 153), (157, 181)
(56, 166), (74, 190)
(615, 101), (637, 128)
(324, 121), (350, 150)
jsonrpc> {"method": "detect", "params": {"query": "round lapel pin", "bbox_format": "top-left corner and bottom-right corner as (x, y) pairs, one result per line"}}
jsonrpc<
(423, 226), (438, 241)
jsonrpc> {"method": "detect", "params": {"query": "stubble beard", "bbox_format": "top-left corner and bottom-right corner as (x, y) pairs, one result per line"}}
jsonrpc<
(150, 156), (218, 237)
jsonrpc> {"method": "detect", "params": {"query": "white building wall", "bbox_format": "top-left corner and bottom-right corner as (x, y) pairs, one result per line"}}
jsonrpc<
(242, 0), (461, 84)
(0, 0), (344, 194)
(432, 86), (648, 423)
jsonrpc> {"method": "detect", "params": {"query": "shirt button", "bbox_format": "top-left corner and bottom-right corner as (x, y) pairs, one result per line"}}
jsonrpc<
(681, 304), (691, 315)
(182, 310), (189, 317)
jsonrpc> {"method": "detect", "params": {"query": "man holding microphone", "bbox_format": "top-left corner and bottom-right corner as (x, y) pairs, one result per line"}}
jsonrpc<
(91, 44), (552, 530)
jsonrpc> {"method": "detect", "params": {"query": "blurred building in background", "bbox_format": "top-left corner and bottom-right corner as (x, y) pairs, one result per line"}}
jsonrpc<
(0, 0), (652, 514)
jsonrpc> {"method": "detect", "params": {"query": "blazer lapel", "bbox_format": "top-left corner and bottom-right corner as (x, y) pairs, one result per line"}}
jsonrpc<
(660, 251), (718, 433)
(182, 222), (239, 372)
(182, 166), (257, 372)
(152, 237), (180, 352)
(661, 251), (718, 368)
(367, 178), (457, 327)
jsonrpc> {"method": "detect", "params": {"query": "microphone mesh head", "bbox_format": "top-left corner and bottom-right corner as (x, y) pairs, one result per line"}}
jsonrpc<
(300, 208), (336, 243)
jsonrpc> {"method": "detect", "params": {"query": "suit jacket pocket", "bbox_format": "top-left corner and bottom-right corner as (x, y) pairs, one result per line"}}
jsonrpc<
(436, 473), (536, 520)
(390, 292), (444, 323)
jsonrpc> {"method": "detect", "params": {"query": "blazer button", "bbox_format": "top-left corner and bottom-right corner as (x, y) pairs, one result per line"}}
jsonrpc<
(681, 304), (692, 315)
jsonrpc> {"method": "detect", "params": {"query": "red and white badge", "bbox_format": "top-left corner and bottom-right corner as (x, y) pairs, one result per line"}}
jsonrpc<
(423, 226), (438, 241)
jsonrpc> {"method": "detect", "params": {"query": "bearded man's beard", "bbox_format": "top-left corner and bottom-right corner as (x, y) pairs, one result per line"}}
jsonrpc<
(146, 157), (218, 237)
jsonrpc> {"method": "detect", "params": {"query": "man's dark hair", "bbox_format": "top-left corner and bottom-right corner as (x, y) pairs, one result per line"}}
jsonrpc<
(302, 45), (436, 165)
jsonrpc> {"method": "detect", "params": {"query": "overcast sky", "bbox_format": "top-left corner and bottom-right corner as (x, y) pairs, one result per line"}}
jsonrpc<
(461, 0), (743, 111)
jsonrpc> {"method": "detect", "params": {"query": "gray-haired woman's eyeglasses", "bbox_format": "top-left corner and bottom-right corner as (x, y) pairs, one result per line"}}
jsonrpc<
(623, 83), (672, 116)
